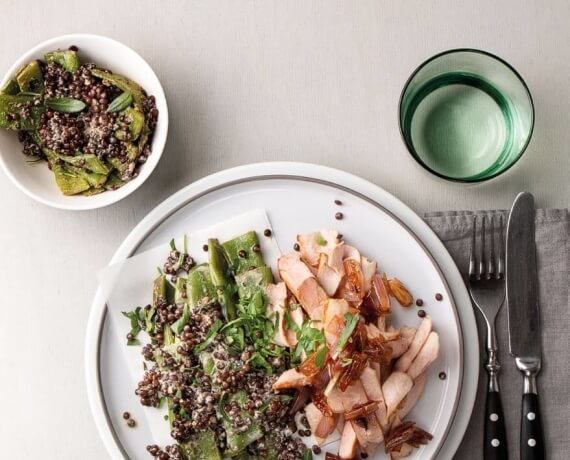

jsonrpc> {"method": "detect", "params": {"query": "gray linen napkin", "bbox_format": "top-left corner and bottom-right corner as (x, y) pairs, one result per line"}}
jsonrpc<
(424, 209), (569, 460)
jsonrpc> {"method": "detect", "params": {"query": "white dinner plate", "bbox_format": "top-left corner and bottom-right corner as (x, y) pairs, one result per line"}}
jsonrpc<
(85, 162), (479, 460)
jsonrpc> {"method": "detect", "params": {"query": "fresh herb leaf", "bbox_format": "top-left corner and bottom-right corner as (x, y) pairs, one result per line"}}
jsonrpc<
(171, 303), (190, 335)
(248, 351), (273, 375)
(333, 312), (360, 359)
(315, 345), (328, 368)
(315, 232), (327, 246)
(122, 307), (142, 345)
(144, 306), (156, 334)
(194, 319), (223, 354)
(17, 91), (41, 97)
(284, 310), (301, 334)
(341, 357), (353, 367)
(169, 238), (176, 251)
(107, 91), (133, 113)
(294, 319), (326, 360)
(45, 97), (86, 113)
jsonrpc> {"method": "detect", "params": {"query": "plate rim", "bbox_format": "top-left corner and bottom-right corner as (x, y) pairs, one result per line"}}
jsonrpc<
(85, 161), (479, 459)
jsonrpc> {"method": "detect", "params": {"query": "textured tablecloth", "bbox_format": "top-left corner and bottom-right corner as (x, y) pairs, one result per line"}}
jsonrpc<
(424, 209), (569, 460)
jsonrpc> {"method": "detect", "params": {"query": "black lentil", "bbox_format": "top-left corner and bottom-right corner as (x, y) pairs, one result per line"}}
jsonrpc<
(416, 298), (424, 307)
(293, 243), (300, 251)
(335, 212), (343, 220)
(439, 372), (447, 380)
(334, 199), (342, 205)
(122, 411), (131, 420)
(252, 243), (261, 253)
(238, 249), (247, 258)
(418, 309), (426, 318)
(263, 228), (272, 237)
(127, 418), (136, 428)
(435, 293), (443, 301)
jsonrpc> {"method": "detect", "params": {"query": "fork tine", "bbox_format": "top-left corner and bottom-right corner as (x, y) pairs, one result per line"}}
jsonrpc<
(498, 214), (505, 279)
(479, 215), (486, 279)
(469, 215), (477, 279)
(488, 215), (495, 279)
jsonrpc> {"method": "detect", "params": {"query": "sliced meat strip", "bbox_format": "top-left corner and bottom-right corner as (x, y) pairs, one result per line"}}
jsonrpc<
(264, 282), (290, 347)
(351, 413), (384, 449)
(397, 372), (427, 419)
(387, 336), (412, 359)
(339, 421), (359, 459)
(406, 332), (439, 380)
(279, 252), (328, 320)
(298, 277), (328, 321)
(394, 316), (432, 372)
(317, 253), (343, 296)
(297, 229), (340, 267)
(323, 299), (350, 346)
(342, 244), (361, 261)
(381, 371), (413, 419)
(361, 256), (377, 294)
(272, 368), (310, 390)
(327, 384), (346, 413)
(305, 402), (326, 445)
(360, 366), (384, 403)
(399, 326), (416, 339)
(340, 380), (369, 411)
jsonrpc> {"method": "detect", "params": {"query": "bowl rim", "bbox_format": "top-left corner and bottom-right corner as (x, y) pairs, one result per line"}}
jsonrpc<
(397, 47), (535, 184)
(0, 33), (168, 211)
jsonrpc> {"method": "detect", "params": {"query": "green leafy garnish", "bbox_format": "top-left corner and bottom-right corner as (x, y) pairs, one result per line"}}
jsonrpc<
(315, 345), (328, 368)
(315, 232), (327, 246)
(292, 318), (326, 361)
(171, 303), (190, 334)
(107, 91), (133, 113)
(194, 319), (223, 354)
(332, 312), (360, 359)
(144, 305), (156, 334)
(45, 97), (86, 113)
(121, 307), (143, 345)
(341, 357), (353, 367)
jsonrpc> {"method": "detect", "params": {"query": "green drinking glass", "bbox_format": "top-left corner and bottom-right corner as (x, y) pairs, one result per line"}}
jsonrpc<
(399, 49), (534, 182)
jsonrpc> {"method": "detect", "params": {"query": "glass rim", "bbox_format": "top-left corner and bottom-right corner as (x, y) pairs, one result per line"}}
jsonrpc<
(398, 48), (535, 183)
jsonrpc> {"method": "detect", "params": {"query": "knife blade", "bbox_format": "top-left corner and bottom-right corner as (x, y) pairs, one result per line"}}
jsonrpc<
(506, 192), (545, 460)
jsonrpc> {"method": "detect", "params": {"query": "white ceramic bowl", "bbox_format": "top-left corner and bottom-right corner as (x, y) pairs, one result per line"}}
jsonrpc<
(0, 34), (168, 210)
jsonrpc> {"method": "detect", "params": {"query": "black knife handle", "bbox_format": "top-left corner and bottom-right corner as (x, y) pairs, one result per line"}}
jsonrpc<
(521, 393), (545, 460)
(484, 390), (508, 460)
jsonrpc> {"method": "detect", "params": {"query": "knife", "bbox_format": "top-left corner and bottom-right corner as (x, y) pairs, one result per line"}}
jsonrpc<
(506, 192), (545, 460)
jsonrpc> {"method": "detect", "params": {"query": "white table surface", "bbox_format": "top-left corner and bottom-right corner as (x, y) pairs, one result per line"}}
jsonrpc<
(0, 1), (568, 459)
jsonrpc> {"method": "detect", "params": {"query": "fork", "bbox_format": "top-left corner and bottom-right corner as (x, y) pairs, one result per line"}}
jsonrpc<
(469, 215), (508, 460)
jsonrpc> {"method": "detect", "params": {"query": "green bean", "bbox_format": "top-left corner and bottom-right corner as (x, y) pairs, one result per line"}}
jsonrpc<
(44, 50), (80, 73)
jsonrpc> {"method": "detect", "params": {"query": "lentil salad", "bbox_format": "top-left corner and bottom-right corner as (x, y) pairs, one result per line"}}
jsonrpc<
(0, 46), (158, 196)
(123, 231), (311, 460)
(122, 228), (439, 459)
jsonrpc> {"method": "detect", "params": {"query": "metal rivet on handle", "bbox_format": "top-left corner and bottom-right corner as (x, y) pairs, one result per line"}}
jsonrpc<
(490, 413), (499, 422)
(491, 439), (500, 447)
(527, 412), (536, 421)
(528, 439), (536, 447)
